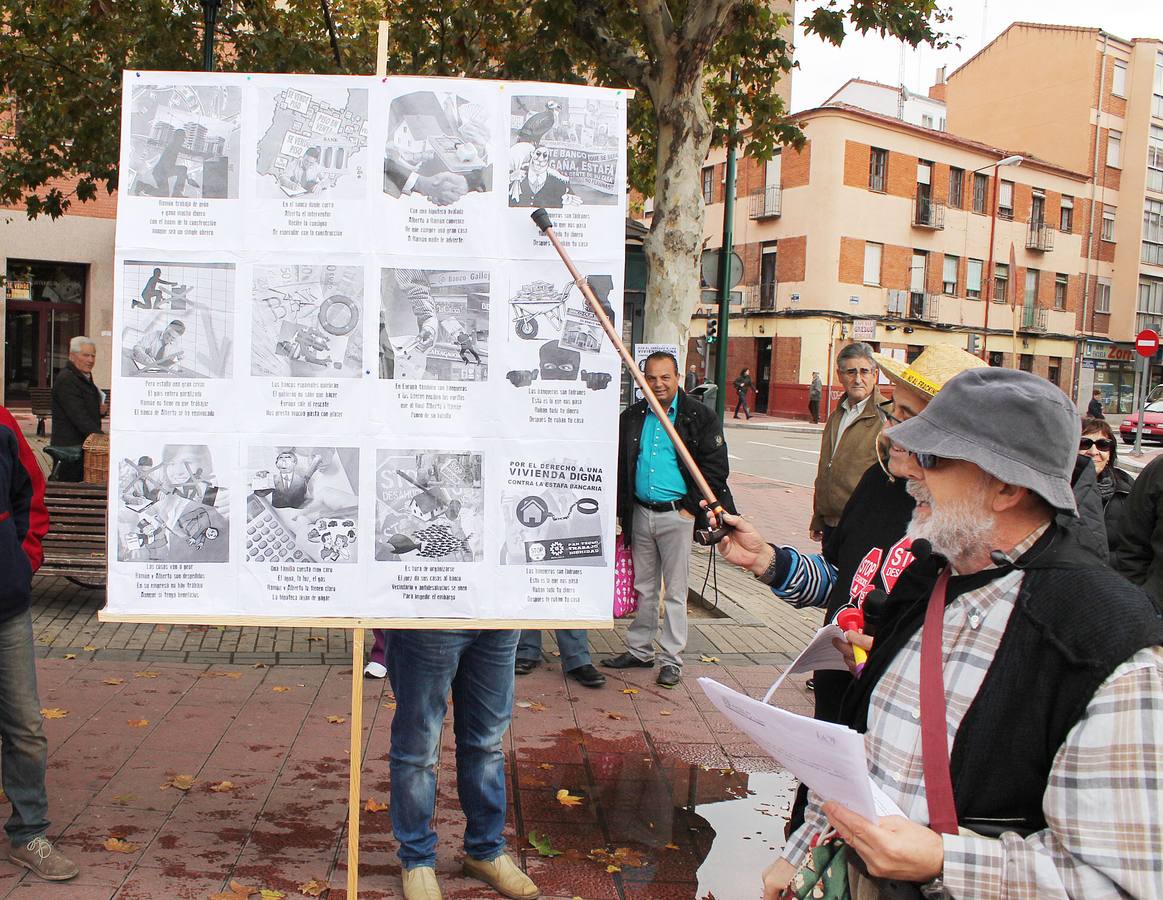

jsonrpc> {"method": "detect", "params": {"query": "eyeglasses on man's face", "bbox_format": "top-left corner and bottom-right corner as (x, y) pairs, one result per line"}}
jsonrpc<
(841, 367), (875, 378)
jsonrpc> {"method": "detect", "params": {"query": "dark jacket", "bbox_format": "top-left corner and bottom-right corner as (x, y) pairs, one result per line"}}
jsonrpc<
(617, 389), (735, 544)
(1098, 465), (1134, 557)
(1, 407), (48, 623)
(732, 373), (752, 397)
(1087, 397), (1105, 419)
(51, 362), (103, 447)
(1068, 455), (1109, 563)
(1113, 454), (1163, 612)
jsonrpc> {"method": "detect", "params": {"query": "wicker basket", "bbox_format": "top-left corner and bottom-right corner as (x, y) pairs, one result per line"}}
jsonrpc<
(82, 433), (110, 485)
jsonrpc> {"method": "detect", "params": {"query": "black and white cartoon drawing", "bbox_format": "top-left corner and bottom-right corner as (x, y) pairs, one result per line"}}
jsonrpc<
(383, 90), (493, 206)
(375, 451), (483, 562)
(379, 268), (489, 382)
(508, 95), (620, 208)
(255, 87), (368, 199)
(120, 261), (234, 379)
(116, 444), (229, 563)
(245, 445), (359, 564)
(127, 85), (242, 199)
(251, 265), (363, 378)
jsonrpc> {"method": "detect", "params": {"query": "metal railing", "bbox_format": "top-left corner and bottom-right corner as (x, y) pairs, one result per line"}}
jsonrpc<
(741, 284), (777, 313)
(912, 197), (945, 229)
(1022, 305), (1048, 331)
(749, 186), (782, 219)
(1025, 222), (1056, 251)
(909, 291), (940, 320)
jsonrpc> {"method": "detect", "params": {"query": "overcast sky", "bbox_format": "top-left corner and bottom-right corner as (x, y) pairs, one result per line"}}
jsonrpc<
(790, 0), (1163, 112)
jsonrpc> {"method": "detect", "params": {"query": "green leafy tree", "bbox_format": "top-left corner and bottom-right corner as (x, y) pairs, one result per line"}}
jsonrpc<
(1, 0), (950, 344)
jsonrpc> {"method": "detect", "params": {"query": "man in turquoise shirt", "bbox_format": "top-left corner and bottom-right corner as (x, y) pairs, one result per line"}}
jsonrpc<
(605, 352), (735, 687)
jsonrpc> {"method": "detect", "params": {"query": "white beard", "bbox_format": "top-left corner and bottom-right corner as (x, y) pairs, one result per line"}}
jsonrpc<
(905, 479), (995, 568)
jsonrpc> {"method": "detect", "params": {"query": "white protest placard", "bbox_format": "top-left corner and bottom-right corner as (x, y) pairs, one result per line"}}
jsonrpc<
(103, 71), (629, 626)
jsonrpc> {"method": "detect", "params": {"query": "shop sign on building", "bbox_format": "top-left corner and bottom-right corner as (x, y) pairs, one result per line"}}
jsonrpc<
(851, 319), (877, 341)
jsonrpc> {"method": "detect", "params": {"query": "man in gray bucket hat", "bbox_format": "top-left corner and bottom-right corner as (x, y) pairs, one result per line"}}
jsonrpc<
(763, 368), (1162, 900)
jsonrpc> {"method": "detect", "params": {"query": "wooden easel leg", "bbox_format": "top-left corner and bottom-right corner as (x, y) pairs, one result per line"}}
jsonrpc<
(347, 627), (366, 898)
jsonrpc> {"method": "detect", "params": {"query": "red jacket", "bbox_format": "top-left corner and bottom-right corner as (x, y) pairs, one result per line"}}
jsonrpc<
(1, 407), (48, 621)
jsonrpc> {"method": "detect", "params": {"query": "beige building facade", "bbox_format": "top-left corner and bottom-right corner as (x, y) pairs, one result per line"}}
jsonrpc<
(947, 22), (1163, 412)
(697, 104), (1090, 417)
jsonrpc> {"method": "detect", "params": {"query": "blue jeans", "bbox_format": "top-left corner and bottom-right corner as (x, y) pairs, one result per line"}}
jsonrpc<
(517, 629), (591, 671)
(0, 610), (49, 844)
(387, 629), (518, 869)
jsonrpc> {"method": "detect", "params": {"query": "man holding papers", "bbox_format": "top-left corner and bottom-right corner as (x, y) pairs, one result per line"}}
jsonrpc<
(725, 370), (1163, 899)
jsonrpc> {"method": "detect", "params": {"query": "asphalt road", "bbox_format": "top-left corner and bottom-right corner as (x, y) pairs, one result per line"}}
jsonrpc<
(724, 424), (822, 487)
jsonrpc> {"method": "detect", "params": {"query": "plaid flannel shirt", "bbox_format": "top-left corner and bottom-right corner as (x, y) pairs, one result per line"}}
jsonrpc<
(783, 527), (1163, 898)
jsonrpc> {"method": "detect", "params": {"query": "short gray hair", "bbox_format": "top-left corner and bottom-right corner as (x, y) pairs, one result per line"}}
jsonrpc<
(837, 342), (876, 370)
(69, 336), (96, 354)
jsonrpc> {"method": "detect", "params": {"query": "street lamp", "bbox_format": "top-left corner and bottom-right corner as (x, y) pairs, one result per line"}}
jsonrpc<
(201, 0), (222, 72)
(975, 154), (1023, 361)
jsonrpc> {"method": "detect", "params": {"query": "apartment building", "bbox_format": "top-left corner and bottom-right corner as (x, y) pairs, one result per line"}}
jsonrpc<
(697, 103), (1089, 417)
(946, 22), (1163, 412)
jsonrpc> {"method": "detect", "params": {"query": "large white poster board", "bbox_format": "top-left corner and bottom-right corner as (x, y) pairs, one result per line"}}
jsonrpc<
(103, 71), (628, 626)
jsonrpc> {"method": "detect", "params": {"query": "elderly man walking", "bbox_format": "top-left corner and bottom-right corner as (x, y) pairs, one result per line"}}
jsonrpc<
(762, 369), (1162, 899)
(809, 342), (887, 543)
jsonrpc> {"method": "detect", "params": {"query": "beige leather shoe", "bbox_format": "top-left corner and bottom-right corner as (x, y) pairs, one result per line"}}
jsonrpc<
(401, 865), (443, 900)
(462, 852), (539, 899)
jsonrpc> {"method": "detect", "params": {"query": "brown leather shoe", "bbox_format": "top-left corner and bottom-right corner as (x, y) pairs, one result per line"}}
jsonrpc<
(401, 865), (443, 900)
(463, 852), (539, 899)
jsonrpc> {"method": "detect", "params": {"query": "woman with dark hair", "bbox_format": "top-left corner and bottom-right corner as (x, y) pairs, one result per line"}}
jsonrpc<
(1079, 415), (1134, 554)
(732, 367), (753, 420)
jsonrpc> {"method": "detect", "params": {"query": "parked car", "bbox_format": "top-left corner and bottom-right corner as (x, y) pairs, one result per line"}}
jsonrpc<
(1120, 400), (1163, 444)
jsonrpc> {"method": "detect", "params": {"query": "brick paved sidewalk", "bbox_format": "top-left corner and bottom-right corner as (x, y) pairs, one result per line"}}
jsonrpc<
(3, 657), (812, 899)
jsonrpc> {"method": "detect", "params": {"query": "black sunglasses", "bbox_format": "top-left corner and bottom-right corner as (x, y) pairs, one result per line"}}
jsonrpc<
(911, 451), (941, 470)
(1079, 438), (1115, 452)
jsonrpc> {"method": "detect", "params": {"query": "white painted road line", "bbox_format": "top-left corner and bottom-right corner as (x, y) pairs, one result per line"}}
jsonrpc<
(749, 440), (820, 455)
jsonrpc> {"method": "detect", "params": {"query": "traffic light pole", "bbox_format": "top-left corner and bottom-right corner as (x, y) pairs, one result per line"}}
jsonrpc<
(714, 72), (739, 423)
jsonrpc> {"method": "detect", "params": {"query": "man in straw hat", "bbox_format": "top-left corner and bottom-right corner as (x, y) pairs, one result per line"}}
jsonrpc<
(760, 367), (1162, 899)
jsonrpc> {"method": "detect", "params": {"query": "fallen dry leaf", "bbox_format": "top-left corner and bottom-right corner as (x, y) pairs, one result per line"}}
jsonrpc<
(665, 842), (680, 850)
(515, 700), (547, 711)
(83, 645), (98, 652)
(200, 671), (242, 679)
(538, 763), (555, 770)
(208, 878), (260, 899)
(606, 711), (625, 720)
(103, 677), (124, 685)
(127, 719), (150, 728)
(259, 890), (284, 900)
(621, 687), (640, 695)
(699, 655), (720, 663)
(252, 662), (268, 669)
(659, 710), (673, 716)
(297, 880), (329, 897)
(556, 789), (585, 807)
(112, 794), (135, 805)
(161, 774), (195, 791)
(63, 654), (77, 660)
(271, 686), (290, 693)
(103, 837), (139, 854)
(382, 700), (397, 709)
(307, 636), (325, 642)
(41, 708), (68, 719)
(325, 715), (346, 725)
(134, 671), (160, 678)
(209, 781), (235, 793)
(606, 864), (621, 873)
(364, 798), (388, 813)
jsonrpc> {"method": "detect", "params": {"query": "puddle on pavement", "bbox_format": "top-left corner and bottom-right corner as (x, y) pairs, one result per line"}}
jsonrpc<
(516, 729), (795, 899)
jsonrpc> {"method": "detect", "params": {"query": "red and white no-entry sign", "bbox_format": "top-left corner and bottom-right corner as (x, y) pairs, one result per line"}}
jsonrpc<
(1136, 329), (1160, 357)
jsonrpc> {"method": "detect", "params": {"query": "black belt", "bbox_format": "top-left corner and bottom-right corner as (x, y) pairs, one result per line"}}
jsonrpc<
(635, 497), (684, 513)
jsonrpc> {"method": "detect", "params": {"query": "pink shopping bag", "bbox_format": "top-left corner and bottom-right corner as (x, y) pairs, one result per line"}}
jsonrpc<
(613, 538), (637, 618)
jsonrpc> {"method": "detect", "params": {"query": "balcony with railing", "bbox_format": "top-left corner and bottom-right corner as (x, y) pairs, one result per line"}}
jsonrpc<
(741, 283), (778, 313)
(1025, 221), (1056, 252)
(1022, 305), (1049, 331)
(912, 197), (945, 229)
(909, 291), (940, 321)
(749, 186), (782, 219)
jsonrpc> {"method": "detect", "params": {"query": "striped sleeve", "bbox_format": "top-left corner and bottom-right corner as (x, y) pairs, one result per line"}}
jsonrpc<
(769, 546), (836, 609)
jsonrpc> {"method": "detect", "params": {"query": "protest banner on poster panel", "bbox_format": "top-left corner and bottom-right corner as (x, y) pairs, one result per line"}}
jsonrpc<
(101, 71), (629, 627)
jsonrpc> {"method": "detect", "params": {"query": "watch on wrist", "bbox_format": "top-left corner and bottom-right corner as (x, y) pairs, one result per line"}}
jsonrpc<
(755, 544), (780, 585)
(919, 874), (948, 899)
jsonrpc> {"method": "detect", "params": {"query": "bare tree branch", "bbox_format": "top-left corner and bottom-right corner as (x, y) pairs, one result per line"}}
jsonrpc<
(680, 0), (742, 46)
(320, 0), (345, 70)
(570, 1), (651, 92)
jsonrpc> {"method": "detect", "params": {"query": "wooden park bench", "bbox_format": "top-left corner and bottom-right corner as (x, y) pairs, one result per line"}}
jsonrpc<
(28, 387), (53, 437)
(38, 481), (108, 590)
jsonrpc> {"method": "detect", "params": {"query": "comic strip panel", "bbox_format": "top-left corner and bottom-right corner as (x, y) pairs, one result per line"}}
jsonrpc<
(126, 84), (242, 200)
(378, 267), (489, 382)
(374, 450), (484, 563)
(244, 445), (360, 564)
(114, 442), (231, 564)
(251, 264), (364, 378)
(120, 260), (235, 379)
(507, 94), (620, 209)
